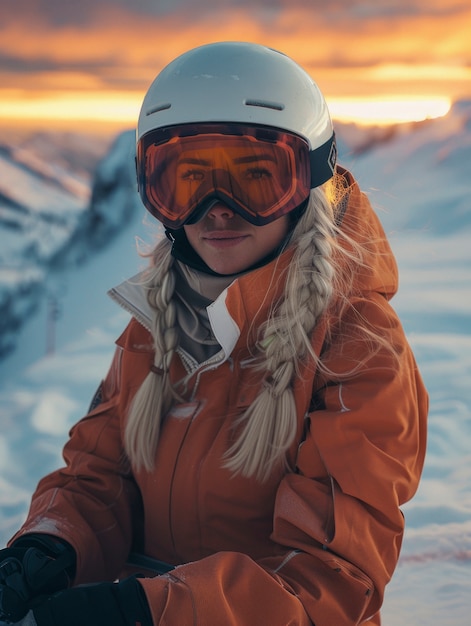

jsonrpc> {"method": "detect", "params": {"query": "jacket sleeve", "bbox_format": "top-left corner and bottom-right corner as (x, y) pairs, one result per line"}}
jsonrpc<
(266, 294), (428, 624)
(9, 333), (145, 585)
(138, 293), (428, 626)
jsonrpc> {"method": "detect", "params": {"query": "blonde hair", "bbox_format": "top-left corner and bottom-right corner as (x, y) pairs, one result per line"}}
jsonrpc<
(125, 180), (396, 480)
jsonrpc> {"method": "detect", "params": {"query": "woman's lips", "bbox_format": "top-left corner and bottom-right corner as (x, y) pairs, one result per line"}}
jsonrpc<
(202, 232), (249, 248)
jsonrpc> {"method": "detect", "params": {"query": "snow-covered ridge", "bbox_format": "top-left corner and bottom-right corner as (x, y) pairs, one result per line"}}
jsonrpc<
(338, 99), (471, 236)
(1, 100), (470, 360)
(0, 130), (140, 358)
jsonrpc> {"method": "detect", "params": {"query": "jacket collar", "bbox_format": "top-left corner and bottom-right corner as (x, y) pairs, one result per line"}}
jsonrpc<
(108, 250), (293, 361)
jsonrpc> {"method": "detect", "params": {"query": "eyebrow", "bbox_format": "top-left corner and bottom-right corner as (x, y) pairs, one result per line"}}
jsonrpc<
(177, 153), (277, 167)
(178, 157), (213, 166)
(233, 153), (277, 164)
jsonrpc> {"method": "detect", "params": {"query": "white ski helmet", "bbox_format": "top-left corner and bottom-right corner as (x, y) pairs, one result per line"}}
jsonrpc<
(136, 42), (337, 224)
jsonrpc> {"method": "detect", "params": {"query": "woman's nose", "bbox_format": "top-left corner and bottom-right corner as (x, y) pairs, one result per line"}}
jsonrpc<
(206, 201), (235, 220)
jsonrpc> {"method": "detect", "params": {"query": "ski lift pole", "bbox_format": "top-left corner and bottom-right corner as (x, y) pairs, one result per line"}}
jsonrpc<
(46, 294), (60, 356)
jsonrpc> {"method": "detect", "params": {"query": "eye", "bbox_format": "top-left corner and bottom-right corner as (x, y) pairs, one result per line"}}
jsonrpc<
(243, 167), (273, 180)
(180, 168), (206, 182)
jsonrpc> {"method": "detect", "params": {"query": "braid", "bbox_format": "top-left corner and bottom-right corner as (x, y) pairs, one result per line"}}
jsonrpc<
(124, 237), (181, 471)
(223, 188), (336, 481)
(275, 187), (335, 363)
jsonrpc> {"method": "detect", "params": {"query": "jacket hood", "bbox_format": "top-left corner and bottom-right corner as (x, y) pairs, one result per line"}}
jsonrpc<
(333, 167), (398, 300)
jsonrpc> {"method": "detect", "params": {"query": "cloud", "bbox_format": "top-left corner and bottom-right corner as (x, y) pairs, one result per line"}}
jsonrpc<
(2, 0), (470, 26)
(0, 0), (470, 103)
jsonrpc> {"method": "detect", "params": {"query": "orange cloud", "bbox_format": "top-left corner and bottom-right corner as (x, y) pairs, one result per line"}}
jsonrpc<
(2, 4), (470, 80)
(0, 1), (470, 129)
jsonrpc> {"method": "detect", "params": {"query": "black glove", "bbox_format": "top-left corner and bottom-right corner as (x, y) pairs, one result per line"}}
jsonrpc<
(0, 535), (76, 623)
(32, 576), (153, 626)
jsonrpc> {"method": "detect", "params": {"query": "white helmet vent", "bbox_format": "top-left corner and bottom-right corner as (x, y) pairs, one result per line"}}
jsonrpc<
(146, 103), (172, 117)
(244, 99), (284, 112)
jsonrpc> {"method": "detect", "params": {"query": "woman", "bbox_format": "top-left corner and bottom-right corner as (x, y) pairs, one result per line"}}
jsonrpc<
(0, 42), (428, 626)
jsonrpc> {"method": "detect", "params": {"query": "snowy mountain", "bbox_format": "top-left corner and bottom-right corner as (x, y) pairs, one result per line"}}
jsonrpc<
(1, 101), (470, 360)
(1, 101), (470, 362)
(0, 131), (140, 358)
(0, 102), (470, 625)
(337, 99), (471, 235)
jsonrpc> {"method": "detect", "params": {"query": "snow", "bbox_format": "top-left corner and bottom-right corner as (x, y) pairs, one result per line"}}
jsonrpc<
(1, 102), (470, 624)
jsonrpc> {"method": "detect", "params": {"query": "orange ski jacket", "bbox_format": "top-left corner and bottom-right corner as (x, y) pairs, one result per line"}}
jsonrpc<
(11, 170), (428, 625)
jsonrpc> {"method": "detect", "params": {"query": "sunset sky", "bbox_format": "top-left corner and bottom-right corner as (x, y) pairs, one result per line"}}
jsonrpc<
(1, 0), (470, 132)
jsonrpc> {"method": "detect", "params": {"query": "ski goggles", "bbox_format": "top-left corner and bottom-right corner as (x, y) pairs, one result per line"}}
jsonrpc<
(137, 123), (335, 228)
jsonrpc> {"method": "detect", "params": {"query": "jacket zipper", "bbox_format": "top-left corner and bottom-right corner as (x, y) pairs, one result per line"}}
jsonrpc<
(177, 346), (228, 399)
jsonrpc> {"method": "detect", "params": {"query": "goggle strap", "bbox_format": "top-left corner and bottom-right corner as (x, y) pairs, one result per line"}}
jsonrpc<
(309, 133), (337, 188)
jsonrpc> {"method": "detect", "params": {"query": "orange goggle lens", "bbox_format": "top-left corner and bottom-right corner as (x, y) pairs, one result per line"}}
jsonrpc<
(137, 124), (312, 228)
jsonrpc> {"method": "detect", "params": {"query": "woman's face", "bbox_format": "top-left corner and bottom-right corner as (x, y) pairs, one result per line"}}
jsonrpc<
(183, 202), (290, 275)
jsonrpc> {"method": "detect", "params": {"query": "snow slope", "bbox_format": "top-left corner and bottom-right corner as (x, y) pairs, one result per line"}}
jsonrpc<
(0, 102), (470, 624)
(0, 130), (137, 359)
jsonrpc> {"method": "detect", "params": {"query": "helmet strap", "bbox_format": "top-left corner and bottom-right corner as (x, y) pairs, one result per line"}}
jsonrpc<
(310, 133), (337, 188)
